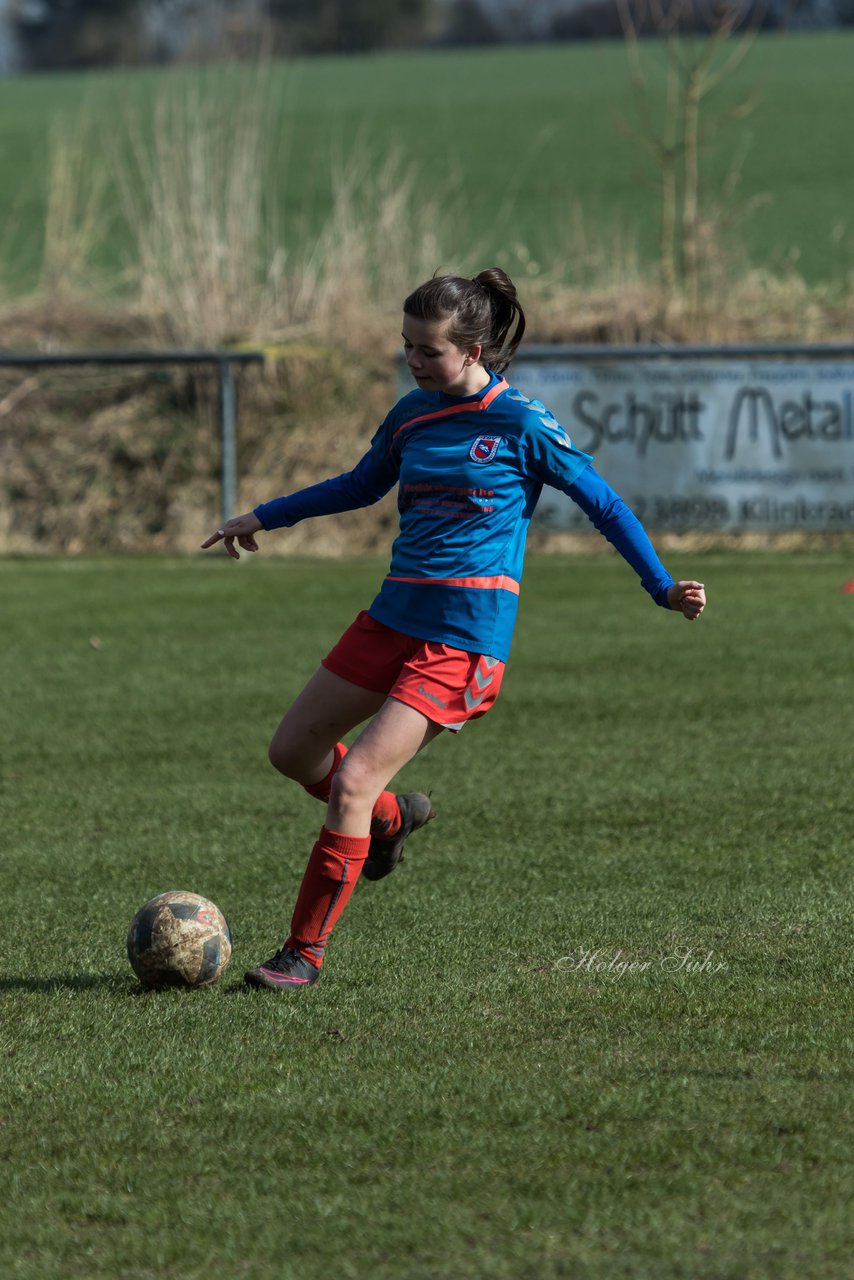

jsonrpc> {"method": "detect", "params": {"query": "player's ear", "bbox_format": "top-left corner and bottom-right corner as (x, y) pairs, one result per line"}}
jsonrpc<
(464, 344), (483, 367)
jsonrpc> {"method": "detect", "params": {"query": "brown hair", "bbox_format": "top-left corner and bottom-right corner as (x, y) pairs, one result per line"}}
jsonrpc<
(403, 268), (526, 374)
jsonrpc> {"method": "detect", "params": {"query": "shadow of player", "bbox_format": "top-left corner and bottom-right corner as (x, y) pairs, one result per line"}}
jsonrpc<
(0, 973), (138, 995)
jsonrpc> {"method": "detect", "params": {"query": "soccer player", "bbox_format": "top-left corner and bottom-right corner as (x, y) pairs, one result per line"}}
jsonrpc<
(202, 269), (706, 991)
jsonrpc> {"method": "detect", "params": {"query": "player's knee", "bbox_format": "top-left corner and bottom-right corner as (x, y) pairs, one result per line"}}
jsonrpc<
(329, 756), (377, 813)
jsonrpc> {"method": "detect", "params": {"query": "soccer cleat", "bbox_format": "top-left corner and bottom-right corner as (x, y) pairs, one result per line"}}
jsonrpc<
(362, 792), (436, 882)
(244, 945), (321, 991)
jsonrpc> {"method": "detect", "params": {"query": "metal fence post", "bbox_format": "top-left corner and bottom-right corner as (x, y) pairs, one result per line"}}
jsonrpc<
(0, 348), (265, 534)
(218, 359), (237, 524)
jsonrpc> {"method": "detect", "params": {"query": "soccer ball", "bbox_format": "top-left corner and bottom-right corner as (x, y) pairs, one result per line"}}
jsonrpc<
(127, 890), (232, 989)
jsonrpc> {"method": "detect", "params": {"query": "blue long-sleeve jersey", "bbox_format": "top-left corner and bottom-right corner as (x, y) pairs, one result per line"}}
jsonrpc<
(255, 372), (675, 663)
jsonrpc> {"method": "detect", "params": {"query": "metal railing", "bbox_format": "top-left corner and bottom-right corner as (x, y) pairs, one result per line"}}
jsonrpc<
(513, 343), (854, 360)
(0, 348), (265, 524)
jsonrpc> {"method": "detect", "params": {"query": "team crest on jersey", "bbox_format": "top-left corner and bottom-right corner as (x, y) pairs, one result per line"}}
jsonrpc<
(470, 434), (502, 464)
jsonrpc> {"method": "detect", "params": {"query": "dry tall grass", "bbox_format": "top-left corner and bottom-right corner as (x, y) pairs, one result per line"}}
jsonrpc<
(40, 112), (112, 302)
(110, 74), (462, 349)
(118, 82), (278, 346)
(2, 73), (852, 554)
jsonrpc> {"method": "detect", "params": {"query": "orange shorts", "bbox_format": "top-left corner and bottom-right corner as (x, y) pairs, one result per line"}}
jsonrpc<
(321, 611), (505, 732)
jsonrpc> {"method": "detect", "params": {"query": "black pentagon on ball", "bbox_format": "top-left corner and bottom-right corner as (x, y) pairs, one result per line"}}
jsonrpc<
(129, 906), (155, 956)
(126, 890), (232, 989)
(166, 900), (203, 921)
(197, 935), (227, 984)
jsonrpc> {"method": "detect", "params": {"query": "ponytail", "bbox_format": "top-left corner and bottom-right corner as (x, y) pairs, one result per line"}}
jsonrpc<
(403, 268), (526, 374)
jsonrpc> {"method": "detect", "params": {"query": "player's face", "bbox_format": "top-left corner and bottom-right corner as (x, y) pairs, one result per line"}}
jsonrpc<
(402, 314), (486, 396)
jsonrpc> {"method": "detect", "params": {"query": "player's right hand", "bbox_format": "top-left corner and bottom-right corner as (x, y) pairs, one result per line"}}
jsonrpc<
(667, 580), (706, 620)
(201, 512), (263, 560)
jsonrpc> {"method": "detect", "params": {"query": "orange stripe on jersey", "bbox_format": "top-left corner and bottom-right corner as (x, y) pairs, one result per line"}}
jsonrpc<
(385, 573), (520, 596)
(389, 378), (509, 452)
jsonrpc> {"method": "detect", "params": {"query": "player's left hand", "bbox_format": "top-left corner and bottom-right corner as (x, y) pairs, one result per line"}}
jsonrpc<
(201, 511), (263, 560)
(667, 580), (706, 620)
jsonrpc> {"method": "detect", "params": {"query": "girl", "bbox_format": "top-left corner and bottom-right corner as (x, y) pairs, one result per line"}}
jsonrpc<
(202, 269), (706, 991)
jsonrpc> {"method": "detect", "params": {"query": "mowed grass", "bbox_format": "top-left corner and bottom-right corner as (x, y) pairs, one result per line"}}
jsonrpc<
(0, 32), (853, 291)
(1, 552), (852, 1278)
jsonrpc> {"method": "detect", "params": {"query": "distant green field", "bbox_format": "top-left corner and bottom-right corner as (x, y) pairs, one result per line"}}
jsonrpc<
(1, 553), (852, 1278)
(0, 32), (852, 294)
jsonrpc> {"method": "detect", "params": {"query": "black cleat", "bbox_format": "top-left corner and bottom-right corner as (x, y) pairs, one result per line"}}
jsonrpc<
(362, 792), (436, 882)
(244, 945), (321, 991)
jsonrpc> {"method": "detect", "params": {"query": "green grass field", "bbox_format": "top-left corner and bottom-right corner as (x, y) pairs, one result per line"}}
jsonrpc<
(1, 552), (851, 1278)
(1, 32), (853, 294)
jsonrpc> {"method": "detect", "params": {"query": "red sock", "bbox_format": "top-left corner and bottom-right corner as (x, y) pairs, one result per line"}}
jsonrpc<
(302, 743), (401, 838)
(369, 790), (402, 838)
(288, 826), (371, 967)
(302, 742), (348, 802)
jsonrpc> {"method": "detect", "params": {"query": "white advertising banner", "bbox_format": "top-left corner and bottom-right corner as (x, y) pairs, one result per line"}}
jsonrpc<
(510, 358), (854, 531)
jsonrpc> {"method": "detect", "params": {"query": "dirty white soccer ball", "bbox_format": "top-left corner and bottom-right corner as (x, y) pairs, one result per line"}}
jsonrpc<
(127, 890), (232, 989)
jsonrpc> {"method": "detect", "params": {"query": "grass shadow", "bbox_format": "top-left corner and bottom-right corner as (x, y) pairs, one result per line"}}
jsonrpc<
(0, 973), (137, 995)
(1, 974), (259, 997)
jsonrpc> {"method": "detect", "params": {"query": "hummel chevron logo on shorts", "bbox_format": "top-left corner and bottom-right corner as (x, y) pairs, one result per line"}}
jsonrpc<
(464, 655), (500, 711)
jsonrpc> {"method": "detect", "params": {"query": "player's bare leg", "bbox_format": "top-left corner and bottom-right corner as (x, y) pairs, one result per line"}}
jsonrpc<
(244, 697), (440, 991)
(268, 668), (435, 877)
(268, 666), (387, 787)
(327, 697), (442, 835)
